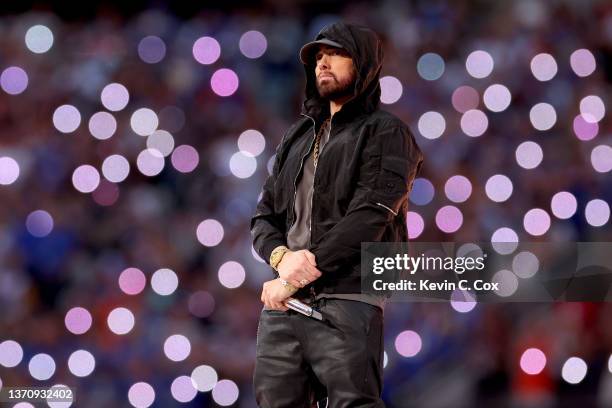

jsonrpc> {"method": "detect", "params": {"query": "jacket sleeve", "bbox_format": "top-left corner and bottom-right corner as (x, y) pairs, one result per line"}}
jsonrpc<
(250, 134), (289, 266)
(309, 119), (424, 274)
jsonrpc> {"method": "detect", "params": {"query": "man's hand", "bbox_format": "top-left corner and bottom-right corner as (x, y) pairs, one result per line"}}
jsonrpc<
(277, 249), (322, 288)
(261, 279), (295, 311)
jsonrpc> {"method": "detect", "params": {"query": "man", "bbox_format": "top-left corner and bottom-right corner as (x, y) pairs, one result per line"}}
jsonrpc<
(251, 22), (423, 407)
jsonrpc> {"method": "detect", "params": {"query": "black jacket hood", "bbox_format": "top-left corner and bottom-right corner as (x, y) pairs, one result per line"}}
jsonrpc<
(301, 22), (384, 122)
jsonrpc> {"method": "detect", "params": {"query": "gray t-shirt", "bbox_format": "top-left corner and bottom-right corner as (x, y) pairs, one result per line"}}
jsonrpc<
(286, 118), (386, 310)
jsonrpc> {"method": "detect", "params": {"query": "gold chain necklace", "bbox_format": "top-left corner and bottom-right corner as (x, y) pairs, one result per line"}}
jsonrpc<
(313, 118), (330, 168)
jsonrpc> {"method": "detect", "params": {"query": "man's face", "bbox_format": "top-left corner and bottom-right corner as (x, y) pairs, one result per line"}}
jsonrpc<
(314, 45), (356, 101)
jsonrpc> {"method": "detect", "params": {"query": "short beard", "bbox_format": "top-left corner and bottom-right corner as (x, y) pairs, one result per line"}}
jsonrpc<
(316, 70), (356, 101)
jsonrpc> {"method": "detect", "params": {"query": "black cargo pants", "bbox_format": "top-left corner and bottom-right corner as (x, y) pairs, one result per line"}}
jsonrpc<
(253, 298), (385, 408)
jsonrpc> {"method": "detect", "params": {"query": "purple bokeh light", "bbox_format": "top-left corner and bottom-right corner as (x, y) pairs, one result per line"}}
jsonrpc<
(520, 348), (547, 375)
(435, 205), (463, 233)
(193, 36), (221, 65)
(138, 36), (166, 64)
(211, 68), (239, 97)
(0, 66), (28, 95)
(25, 210), (54, 237)
(239, 31), (267, 59)
(64, 307), (92, 335)
(118, 267), (146, 295)
(394, 330), (422, 357)
(171, 144), (199, 173)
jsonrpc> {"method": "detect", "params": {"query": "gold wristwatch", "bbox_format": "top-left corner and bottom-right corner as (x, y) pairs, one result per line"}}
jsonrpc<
(270, 245), (290, 271)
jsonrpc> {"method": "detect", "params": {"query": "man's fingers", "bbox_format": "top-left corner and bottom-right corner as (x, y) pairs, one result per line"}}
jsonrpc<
(304, 262), (322, 280)
(303, 250), (317, 266)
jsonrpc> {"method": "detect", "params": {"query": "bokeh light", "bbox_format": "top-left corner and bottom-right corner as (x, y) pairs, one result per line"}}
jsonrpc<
(188, 291), (216, 318)
(238, 129), (266, 157)
(585, 199), (610, 227)
(450, 289), (477, 313)
(151, 268), (179, 296)
(191, 365), (218, 392)
(47, 384), (73, 408)
(465, 50), (494, 78)
(529, 103), (556, 131)
(550, 191), (577, 219)
(92, 179), (120, 207)
(25, 210), (53, 237)
(196, 219), (224, 247)
(395, 330), (422, 357)
(417, 53), (445, 81)
(101, 83), (129, 111)
(409, 178), (434, 205)
(530, 53), (557, 81)
(147, 130), (175, 157)
(28, 353), (56, 381)
(444, 175), (472, 203)
(64, 307), (92, 335)
(229, 151), (257, 178)
(591, 145), (612, 173)
(211, 68), (239, 97)
(523, 208), (551, 236)
(460, 109), (488, 137)
(562, 357), (588, 384)
(515, 141), (543, 169)
(138, 36), (166, 64)
(136, 149), (165, 177)
(102, 154), (130, 183)
(128, 382), (155, 408)
(483, 84), (511, 112)
(25, 24), (54, 53)
(118, 267), (146, 295)
(417, 111), (445, 139)
(579, 95), (605, 123)
(239, 31), (267, 59)
(164, 334), (191, 362)
(570, 49), (596, 77)
(171, 375), (198, 403)
(212, 379), (240, 406)
(0, 340), (23, 367)
(130, 108), (159, 136)
(1, 66), (28, 95)
(171, 145), (199, 173)
(435, 205), (463, 233)
(0, 156), (20, 185)
(67, 349), (96, 377)
(379, 76), (403, 104)
(406, 211), (424, 239)
(520, 348), (547, 375)
(491, 227), (519, 255)
(107, 307), (135, 335)
(72, 165), (100, 193)
(485, 174), (513, 202)
(512, 251), (539, 279)
(451, 85), (479, 113)
(572, 114), (598, 141)
(53, 105), (81, 133)
(88, 111), (117, 140)
(193, 36), (221, 65)
(492, 269), (519, 297)
(218, 261), (246, 289)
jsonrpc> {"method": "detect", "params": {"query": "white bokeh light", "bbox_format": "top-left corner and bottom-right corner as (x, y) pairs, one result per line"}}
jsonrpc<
(550, 191), (577, 219)
(460, 109), (488, 137)
(171, 375), (198, 403)
(523, 208), (551, 236)
(530, 53), (557, 81)
(196, 219), (224, 247)
(107, 307), (135, 335)
(128, 382), (155, 408)
(417, 111), (445, 139)
(88, 111), (117, 140)
(483, 84), (511, 112)
(591, 145), (612, 173)
(25, 25), (54, 54)
(151, 268), (179, 296)
(512, 251), (539, 279)
(529, 103), (557, 131)
(130, 108), (159, 136)
(562, 357), (588, 384)
(491, 227), (519, 255)
(585, 199), (610, 227)
(212, 379), (240, 406)
(28, 353), (56, 381)
(72, 165), (100, 193)
(579, 95), (605, 123)
(102, 154), (130, 183)
(229, 152), (257, 178)
(492, 269), (519, 297)
(0, 340), (23, 367)
(218, 261), (246, 289)
(53, 105), (81, 133)
(465, 50), (494, 78)
(485, 174), (513, 202)
(515, 141), (543, 169)
(67, 349), (95, 377)
(379, 76), (403, 104)
(238, 129), (266, 157)
(101, 83), (129, 111)
(136, 149), (164, 177)
(191, 365), (218, 392)
(164, 334), (191, 362)
(0, 156), (20, 185)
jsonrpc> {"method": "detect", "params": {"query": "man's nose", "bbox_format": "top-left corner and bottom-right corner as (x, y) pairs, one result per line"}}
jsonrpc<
(317, 54), (330, 69)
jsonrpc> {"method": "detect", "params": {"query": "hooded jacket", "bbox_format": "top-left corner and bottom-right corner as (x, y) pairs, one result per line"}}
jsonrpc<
(250, 22), (424, 294)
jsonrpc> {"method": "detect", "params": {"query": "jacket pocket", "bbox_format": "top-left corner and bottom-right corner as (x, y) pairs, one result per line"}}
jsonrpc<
(370, 156), (410, 216)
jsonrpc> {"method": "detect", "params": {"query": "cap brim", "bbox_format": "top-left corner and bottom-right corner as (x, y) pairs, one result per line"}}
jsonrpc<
(299, 38), (344, 64)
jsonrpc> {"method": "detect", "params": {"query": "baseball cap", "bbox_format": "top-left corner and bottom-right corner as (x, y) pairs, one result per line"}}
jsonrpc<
(299, 38), (345, 65)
